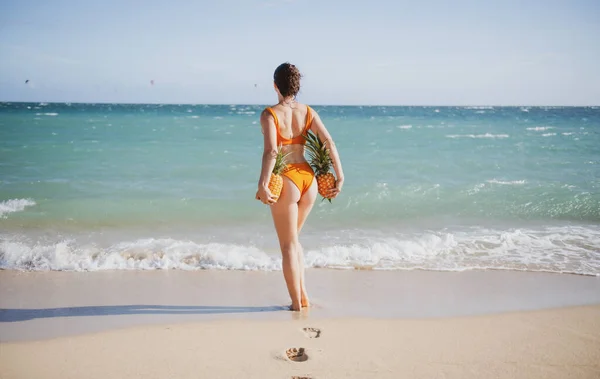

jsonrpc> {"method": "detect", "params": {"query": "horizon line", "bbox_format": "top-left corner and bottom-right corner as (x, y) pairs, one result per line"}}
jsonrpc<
(1, 100), (599, 108)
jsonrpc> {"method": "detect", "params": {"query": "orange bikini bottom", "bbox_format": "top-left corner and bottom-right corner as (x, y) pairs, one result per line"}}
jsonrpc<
(282, 162), (315, 196)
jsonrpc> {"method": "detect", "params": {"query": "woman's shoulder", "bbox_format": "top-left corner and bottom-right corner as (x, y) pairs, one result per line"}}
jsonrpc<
(260, 107), (275, 126)
(261, 105), (276, 117)
(290, 102), (313, 114)
(303, 103), (318, 118)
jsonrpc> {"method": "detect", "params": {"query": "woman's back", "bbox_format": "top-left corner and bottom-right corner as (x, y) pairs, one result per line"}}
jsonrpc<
(265, 103), (312, 163)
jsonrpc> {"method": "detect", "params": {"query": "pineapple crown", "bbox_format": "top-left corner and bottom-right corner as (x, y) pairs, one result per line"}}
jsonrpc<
(272, 145), (291, 175)
(304, 131), (333, 176)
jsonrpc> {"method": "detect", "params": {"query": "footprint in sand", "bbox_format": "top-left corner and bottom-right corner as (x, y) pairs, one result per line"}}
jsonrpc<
(302, 327), (321, 339)
(286, 347), (308, 362)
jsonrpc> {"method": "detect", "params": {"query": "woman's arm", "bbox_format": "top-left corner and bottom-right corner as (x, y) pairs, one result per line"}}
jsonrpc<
(256, 109), (279, 204)
(309, 108), (345, 197)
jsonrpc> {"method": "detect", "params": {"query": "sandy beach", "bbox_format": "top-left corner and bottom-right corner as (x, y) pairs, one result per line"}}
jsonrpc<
(1, 306), (599, 378)
(1, 270), (600, 378)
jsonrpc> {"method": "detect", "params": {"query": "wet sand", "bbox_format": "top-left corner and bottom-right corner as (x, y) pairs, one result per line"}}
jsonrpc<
(1, 269), (600, 341)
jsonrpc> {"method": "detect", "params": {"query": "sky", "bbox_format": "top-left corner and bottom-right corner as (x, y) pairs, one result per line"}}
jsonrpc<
(1, 0), (599, 105)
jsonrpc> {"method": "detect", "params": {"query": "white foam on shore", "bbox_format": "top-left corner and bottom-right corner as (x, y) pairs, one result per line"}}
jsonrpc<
(1, 226), (598, 276)
(527, 126), (553, 131)
(0, 199), (36, 218)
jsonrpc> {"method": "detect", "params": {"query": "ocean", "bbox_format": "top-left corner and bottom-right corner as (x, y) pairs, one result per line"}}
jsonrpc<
(1, 102), (599, 275)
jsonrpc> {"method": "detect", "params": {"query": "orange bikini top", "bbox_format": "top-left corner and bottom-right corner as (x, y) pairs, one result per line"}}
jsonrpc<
(265, 106), (313, 145)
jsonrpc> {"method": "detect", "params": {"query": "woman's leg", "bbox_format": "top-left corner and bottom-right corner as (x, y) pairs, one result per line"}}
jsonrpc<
(270, 177), (302, 310)
(296, 181), (317, 307)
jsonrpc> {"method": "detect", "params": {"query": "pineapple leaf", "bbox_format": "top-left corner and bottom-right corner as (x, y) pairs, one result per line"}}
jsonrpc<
(304, 130), (333, 176)
(272, 145), (291, 175)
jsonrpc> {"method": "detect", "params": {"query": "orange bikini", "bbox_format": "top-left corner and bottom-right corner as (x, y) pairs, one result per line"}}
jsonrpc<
(265, 106), (315, 196)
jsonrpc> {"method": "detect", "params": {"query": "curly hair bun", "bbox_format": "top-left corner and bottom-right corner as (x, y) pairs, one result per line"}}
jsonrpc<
(273, 62), (302, 98)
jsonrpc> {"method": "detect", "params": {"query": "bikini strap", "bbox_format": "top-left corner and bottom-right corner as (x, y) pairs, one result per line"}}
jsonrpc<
(265, 107), (281, 133)
(302, 105), (313, 134)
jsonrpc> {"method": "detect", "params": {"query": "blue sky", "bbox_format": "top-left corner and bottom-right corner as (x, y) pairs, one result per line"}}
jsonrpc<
(1, 0), (599, 105)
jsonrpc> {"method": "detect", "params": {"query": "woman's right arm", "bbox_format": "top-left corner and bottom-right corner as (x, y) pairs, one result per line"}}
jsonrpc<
(309, 108), (345, 198)
(256, 109), (279, 204)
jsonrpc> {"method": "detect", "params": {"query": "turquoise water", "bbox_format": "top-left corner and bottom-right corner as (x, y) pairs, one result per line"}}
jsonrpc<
(1, 102), (599, 274)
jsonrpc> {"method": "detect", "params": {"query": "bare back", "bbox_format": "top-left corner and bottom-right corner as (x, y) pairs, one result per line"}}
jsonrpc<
(268, 103), (312, 164)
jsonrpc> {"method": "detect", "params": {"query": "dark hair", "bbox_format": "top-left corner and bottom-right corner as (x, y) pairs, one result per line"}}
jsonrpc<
(273, 62), (302, 98)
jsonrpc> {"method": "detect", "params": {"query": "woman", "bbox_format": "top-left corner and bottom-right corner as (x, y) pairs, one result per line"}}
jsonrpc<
(256, 62), (344, 311)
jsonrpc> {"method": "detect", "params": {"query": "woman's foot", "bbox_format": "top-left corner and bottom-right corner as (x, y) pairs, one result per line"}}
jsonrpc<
(301, 290), (310, 308)
(290, 301), (302, 312)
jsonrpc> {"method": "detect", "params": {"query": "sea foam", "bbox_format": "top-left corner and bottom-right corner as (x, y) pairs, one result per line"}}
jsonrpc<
(0, 199), (36, 218)
(446, 133), (509, 139)
(1, 226), (598, 276)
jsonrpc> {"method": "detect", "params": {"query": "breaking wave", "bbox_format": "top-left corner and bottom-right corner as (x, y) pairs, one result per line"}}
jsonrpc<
(2, 226), (598, 276)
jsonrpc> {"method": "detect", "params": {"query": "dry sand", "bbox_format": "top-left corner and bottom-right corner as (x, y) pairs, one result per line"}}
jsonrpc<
(1, 305), (599, 379)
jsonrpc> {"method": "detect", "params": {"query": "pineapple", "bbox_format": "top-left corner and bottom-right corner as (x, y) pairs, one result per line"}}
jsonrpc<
(268, 145), (289, 200)
(305, 131), (336, 202)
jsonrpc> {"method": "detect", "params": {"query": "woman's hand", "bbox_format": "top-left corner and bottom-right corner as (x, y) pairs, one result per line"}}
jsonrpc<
(327, 177), (344, 199)
(256, 186), (278, 205)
